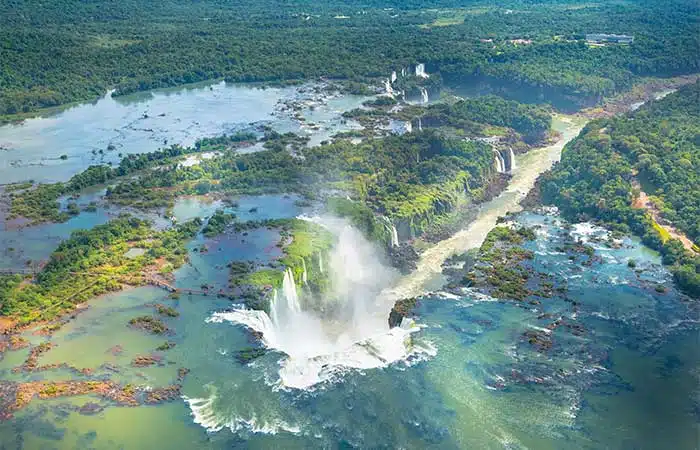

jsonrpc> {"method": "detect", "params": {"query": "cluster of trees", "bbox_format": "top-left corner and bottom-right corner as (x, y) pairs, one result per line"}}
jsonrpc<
(0, 215), (201, 323)
(540, 82), (700, 297)
(1, 0), (698, 117)
(202, 210), (237, 238)
(414, 96), (551, 143)
(8, 132), (255, 223)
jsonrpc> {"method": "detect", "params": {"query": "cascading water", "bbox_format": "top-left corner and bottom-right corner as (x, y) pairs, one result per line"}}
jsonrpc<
(415, 63), (429, 78)
(209, 217), (431, 389)
(418, 117), (423, 132)
(493, 150), (506, 173)
(380, 216), (400, 247)
(384, 79), (395, 97)
(420, 87), (429, 104)
(318, 252), (324, 274)
(391, 71), (397, 83)
(301, 258), (308, 285)
(508, 147), (517, 172)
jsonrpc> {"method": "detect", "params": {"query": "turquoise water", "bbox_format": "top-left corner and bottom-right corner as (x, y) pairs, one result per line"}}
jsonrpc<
(0, 84), (697, 449)
(1, 209), (697, 449)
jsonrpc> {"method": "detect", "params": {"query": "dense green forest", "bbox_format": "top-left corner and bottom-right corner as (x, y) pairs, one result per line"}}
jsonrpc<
(539, 82), (700, 297)
(1, 0), (698, 117)
(404, 95), (552, 143)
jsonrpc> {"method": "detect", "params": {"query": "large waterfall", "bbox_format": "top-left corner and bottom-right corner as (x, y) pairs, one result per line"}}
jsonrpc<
(508, 148), (517, 172)
(391, 71), (397, 83)
(210, 217), (430, 389)
(415, 63), (429, 78)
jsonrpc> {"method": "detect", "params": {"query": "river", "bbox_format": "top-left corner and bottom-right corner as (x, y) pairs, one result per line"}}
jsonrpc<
(0, 82), (697, 449)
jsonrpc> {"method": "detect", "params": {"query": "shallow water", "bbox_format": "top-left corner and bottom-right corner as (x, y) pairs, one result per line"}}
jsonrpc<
(0, 81), (368, 185)
(0, 85), (696, 449)
(2, 209), (696, 449)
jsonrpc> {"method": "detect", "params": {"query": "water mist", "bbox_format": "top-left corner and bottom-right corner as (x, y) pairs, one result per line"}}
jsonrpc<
(209, 216), (432, 389)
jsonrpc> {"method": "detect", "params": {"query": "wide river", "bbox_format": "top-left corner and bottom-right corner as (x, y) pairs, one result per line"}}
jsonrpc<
(0, 82), (697, 449)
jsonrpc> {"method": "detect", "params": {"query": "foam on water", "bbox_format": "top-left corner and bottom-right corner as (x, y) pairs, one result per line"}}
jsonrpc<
(184, 390), (301, 435)
(207, 218), (435, 390)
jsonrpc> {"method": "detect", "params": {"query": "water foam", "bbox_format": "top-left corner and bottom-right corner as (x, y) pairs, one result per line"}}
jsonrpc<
(184, 391), (301, 435)
(209, 218), (434, 390)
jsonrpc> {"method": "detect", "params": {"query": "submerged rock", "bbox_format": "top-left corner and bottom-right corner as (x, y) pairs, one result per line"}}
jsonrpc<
(78, 402), (104, 416)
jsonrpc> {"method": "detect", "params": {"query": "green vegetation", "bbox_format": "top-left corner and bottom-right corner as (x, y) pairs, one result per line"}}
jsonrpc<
(7, 133), (256, 223)
(540, 82), (700, 297)
(128, 316), (169, 335)
(0, 216), (201, 324)
(1, 0), (698, 118)
(10, 127), (500, 242)
(154, 304), (179, 317)
(466, 226), (537, 301)
(242, 218), (333, 295)
(202, 209), (237, 238)
(156, 341), (176, 351)
(402, 96), (552, 143)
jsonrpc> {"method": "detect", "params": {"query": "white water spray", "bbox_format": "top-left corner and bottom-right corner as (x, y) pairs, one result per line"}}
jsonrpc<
(420, 87), (429, 104)
(493, 150), (506, 173)
(384, 79), (395, 97)
(211, 217), (429, 389)
(380, 216), (400, 247)
(391, 71), (398, 83)
(508, 148), (517, 172)
(415, 63), (429, 78)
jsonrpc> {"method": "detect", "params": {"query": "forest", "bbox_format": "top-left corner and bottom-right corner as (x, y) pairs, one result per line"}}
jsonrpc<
(539, 82), (700, 297)
(1, 0), (698, 117)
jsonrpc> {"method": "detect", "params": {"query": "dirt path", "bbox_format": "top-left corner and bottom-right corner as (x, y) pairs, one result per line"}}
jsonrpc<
(632, 183), (698, 253)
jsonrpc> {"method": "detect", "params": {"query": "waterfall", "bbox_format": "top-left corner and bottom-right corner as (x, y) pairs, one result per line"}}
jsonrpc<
(384, 79), (394, 96)
(280, 268), (301, 313)
(418, 117), (423, 131)
(318, 252), (324, 274)
(415, 63), (429, 78)
(207, 218), (431, 389)
(420, 87), (429, 104)
(391, 71), (397, 83)
(493, 150), (506, 173)
(380, 216), (400, 247)
(508, 148), (517, 172)
(301, 258), (308, 285)
(401, 68), (407, 78)
(405, 120), (413, 134)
